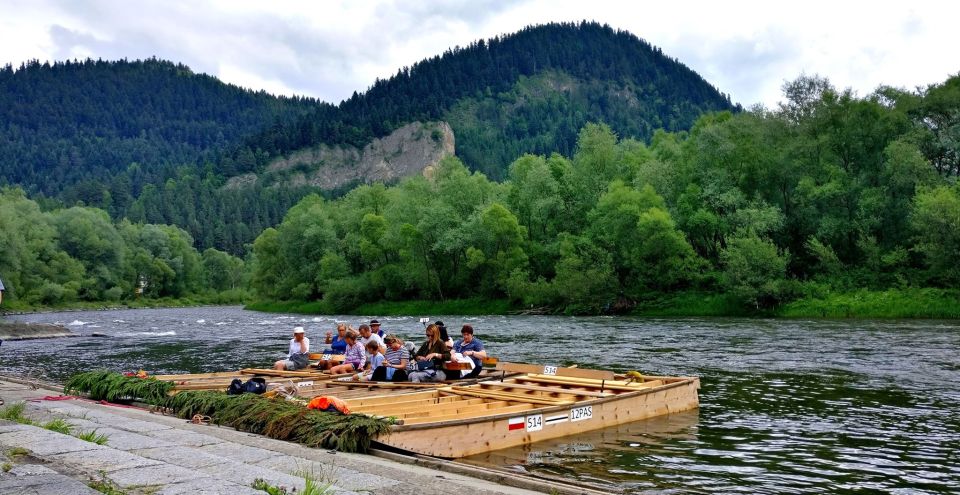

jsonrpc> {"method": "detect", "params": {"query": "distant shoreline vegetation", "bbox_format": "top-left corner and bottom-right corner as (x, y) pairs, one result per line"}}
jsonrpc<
(246, 287), (960, 320)
(3, 73), (960, 320)
(245, 74), (960, 320)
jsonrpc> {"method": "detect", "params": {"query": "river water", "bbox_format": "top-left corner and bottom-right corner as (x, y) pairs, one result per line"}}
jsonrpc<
(1, 307), (958, 494)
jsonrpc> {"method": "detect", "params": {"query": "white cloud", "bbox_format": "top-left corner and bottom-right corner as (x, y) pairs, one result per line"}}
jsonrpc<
(0, 0), (957, 107)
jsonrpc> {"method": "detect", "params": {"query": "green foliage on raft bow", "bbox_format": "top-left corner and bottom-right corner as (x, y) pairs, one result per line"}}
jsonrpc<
(165, 391), (393, 453)
(64, 370), (173, 403)
(64, 371), (393, 453)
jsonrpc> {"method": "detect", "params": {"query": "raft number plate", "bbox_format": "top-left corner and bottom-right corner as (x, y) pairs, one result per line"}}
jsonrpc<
(570, 405), (593, 422)
(542, 365), (558, 375)
(525, 414), (543, 432)
(320, 354), (332, 360)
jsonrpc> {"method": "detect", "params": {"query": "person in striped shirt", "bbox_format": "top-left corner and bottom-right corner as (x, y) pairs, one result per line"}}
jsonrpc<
(372, 334), (409, 382)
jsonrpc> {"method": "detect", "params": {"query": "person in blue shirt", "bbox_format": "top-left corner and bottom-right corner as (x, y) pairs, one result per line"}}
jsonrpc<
(317, 322), (348, 370)
(370, 319), (385, 337)
(453, 324), (486, 379)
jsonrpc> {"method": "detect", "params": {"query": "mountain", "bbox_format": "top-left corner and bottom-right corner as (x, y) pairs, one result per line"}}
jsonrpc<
(0, 22), (737, 254)
(0, 58), (318, 197)
(244, 21), (737, 180)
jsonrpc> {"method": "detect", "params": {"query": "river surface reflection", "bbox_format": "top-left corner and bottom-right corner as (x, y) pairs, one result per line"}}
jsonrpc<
(2, 307), (958, 493)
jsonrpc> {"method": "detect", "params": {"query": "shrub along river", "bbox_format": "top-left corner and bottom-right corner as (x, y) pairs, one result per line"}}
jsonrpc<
(1, 307), (958, 494)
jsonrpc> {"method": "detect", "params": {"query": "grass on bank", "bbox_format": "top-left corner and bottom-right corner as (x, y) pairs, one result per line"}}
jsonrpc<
(76, 430), (110, 445)
(630, 292), (755, 317)
(0, 401), (111, 445)
(778, 288), (960, 319)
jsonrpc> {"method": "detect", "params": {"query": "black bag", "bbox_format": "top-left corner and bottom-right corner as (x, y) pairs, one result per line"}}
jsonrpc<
(416, 359), (436, 371)
(227, 378), (243, 395)
(227, 377), (266, 395)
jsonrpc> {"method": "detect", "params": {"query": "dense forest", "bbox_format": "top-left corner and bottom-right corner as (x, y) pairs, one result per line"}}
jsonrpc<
(248, 74), (960, 314)
(0, 187), (247, 307)
(0, 22), (734, 254)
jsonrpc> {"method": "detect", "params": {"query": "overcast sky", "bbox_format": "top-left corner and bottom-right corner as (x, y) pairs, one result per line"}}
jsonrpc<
(1, 0), (957, 107)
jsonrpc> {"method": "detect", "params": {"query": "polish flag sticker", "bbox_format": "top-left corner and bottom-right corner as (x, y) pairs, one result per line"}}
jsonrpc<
(508, 417), (524, 431)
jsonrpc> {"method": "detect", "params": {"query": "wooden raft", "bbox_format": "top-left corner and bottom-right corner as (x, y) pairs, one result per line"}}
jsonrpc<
(343, 362), (700, 458)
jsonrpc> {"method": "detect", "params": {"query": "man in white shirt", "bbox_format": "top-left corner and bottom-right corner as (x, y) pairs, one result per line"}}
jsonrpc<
(273, 326), (310, 370)
(358, 324), (385, 355)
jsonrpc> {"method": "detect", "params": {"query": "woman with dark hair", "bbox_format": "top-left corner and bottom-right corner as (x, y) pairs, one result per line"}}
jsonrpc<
(409, 324), (450, 383)
(434, 320), (454, 349)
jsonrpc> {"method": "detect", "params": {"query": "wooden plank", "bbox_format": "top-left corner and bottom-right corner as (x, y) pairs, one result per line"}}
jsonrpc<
(153, 371), (243, 380)
(354, 398), (492, 416)
(495, 363), (615, 380)
(445, 386), (575, 406)
(515, 376), (663, 392)
(394, 400), (512, 419)
(401, 403), (537, 425)
(349, 395), (463, 413)
(307, 353), (345, 361)
(324, 381), (441, 389)
(351, 397), (478, 414)
(346, 390), (442, 408)
(480, 357), (498, 366)
(480, 381), (611, 398)
(239, 369), (327, 378)
(443, 361), (472, 371)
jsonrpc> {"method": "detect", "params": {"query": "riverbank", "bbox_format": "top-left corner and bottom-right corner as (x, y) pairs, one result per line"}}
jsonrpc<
(0, 290), (250, 315)
(247, 288), (960, 319)
(0, 376), (596, 495)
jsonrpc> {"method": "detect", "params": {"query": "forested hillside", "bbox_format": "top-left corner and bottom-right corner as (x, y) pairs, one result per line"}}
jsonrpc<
(249, 74), (960, 315)
(0, 58), (316, 197)
(0, 22), (736, 255)
(246, 21), (736, 179)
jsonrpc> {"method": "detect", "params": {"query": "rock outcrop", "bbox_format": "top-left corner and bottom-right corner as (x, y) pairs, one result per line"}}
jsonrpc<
(225, 121), (455, 191)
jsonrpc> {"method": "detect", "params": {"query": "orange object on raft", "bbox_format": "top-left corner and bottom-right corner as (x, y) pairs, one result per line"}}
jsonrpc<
(307, 395), (350, 414)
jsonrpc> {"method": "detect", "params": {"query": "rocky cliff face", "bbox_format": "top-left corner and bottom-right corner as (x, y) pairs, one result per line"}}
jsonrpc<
(225, 121), (455, 191)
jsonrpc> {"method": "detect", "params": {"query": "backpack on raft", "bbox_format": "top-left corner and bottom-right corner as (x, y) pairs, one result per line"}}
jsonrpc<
(227, 377), (267, 395)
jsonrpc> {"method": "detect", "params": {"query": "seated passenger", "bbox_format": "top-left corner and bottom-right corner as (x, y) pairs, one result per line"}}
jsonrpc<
(434, 320), (454, 350)
(370, 319), (385, 337)
(408, 324), (450, 383)
(273, 326), (310, 370)
(358, 323), (386, 355)
(453, 324), (486, 379)
(317, 322), (348, 370)
(330, 330), (364, 374)
(362, 340), (385, 380)
(371, 334), (409, 382)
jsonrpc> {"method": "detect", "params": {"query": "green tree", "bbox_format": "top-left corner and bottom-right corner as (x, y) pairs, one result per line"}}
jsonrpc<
(720, 235), (789, 308)
(911, 185), (960, 284)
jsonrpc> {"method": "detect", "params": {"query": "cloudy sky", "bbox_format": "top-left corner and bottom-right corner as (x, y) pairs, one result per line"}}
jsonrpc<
(1, 0), (957, 107)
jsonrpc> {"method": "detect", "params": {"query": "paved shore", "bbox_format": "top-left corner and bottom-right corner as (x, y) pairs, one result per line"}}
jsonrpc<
(0, 378), (560, 495)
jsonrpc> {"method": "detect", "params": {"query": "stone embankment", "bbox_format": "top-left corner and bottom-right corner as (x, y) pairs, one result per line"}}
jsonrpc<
(0, 322), (73, 341)
(0, 377), (600, 495)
